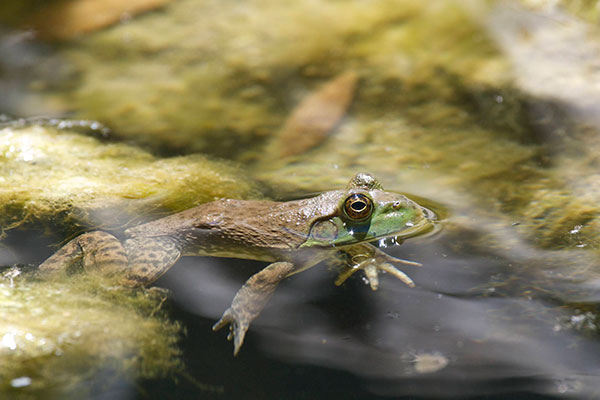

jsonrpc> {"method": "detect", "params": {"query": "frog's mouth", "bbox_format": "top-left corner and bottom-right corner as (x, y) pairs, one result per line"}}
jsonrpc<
(362, 213), (436, 247)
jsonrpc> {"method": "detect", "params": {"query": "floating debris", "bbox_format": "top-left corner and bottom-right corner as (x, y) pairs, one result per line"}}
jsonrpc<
(412, 352), (449, 374)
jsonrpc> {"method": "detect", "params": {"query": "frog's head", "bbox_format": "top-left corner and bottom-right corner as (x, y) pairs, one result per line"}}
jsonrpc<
(300, 173), (433, 248)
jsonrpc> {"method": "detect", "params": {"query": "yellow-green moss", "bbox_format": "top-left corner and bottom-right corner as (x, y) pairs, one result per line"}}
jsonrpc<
(9, 0), (600, 254)
(0, 0), (61, 26)
(0, 270), (181, 398)
(0, 125), (261, 232)
(46, 0), (504, 157)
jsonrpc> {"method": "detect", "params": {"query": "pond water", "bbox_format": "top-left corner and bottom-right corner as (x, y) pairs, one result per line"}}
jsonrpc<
(2, 1), (600, 399)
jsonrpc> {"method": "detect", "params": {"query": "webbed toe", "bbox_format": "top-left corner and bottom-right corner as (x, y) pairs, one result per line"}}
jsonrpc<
(335, 243), (420, 289)
(213, 307), (250, 356)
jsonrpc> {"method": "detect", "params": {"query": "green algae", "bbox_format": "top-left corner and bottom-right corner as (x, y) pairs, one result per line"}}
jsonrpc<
(0, 270), (182, 398)
(5, 0), (600, 285)
(0, 124), (261, 233)
(0, 0), (58, 26)
(10, 0), (599, 257)
(48, 0), (505, 157)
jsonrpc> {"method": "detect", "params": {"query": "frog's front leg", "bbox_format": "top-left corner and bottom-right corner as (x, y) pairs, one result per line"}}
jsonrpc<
(122, 236), (181, 286)
(213, 261), (295, 356)
(335, 243), (421, 290)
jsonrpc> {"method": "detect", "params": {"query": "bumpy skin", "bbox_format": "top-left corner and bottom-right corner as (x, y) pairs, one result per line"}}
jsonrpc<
(39, 173), (433, 355)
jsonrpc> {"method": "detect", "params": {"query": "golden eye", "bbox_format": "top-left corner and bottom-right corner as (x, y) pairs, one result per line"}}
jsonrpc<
(343, 193), (373, 221)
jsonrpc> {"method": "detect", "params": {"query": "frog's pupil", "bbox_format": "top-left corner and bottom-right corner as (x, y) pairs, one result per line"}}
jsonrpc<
(352, 202), (366, 211)
(344, 194), (373, 220)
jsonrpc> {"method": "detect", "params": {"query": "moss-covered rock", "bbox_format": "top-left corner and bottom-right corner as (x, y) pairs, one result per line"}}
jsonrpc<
(0, 124), (261, 233)
(0, 270), (181, 398)
(39, 0), (507, 159)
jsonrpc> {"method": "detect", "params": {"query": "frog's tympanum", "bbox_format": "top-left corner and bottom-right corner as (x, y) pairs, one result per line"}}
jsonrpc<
(39, 173), (433, 355)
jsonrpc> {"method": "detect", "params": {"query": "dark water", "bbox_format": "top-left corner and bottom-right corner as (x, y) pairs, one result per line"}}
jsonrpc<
(149, 225), (600, 399)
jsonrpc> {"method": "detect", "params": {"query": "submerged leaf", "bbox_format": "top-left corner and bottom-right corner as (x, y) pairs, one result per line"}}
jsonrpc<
(273, 71), (358, 158)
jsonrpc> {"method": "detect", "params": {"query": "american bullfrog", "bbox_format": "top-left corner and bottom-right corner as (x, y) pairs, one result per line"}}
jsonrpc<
(39, 173), (434, 355)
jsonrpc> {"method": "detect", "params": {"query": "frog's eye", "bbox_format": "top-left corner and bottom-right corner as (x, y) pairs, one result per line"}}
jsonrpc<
(343, 193), (373, 221)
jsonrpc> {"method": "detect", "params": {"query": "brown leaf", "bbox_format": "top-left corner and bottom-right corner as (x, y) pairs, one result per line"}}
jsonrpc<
(275, 70), (358, 158)
(28, 0), (176, 41)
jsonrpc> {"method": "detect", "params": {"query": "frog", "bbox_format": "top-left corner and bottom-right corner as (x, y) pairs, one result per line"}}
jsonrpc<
(39, 173), (434, 355)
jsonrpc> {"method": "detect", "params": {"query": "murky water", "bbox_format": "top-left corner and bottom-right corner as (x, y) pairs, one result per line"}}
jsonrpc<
(2, 1), (600, 399)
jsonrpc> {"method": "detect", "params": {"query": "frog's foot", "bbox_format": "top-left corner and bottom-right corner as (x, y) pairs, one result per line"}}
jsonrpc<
(212, 306), (252, 357)
(212, 261), (295, 356)
(335, 244), (421, 290)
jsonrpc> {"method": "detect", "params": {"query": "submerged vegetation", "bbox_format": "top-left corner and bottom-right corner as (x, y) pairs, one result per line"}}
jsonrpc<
(20, 0), (598, 252)
(0, 270), (182, 398)
(0, 124), (261, 233)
